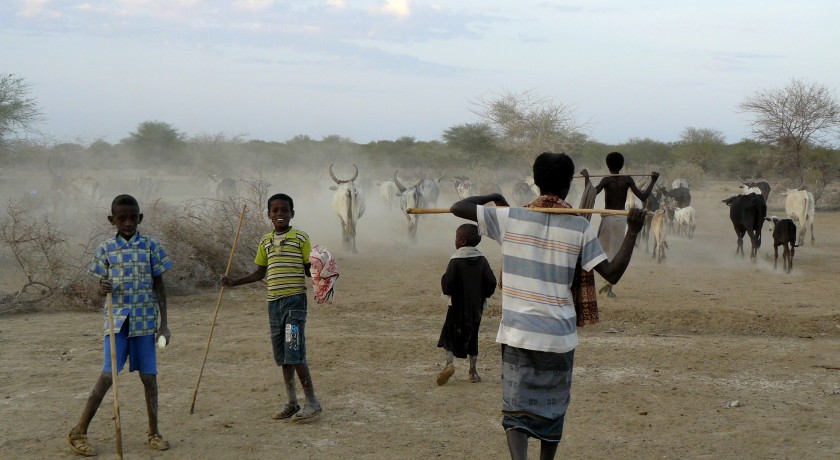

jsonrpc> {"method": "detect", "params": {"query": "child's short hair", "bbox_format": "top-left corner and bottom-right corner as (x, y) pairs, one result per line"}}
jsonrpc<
(606, 151), (624, 171)
(458, 223), (481, 247)
(533, 152), (574, 196)
(111, 194), (139, 212)
(268, 193), (294, 211)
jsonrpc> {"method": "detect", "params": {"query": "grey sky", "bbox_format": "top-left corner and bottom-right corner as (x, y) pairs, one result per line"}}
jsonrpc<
(3, 0), (839, 145)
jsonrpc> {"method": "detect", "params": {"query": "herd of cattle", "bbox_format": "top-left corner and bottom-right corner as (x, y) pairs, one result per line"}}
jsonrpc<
(25, 165), (818, 273)
(634, 177), (815, 273)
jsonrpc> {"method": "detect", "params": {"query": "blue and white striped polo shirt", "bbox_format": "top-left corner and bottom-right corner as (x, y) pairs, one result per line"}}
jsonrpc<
(478, 205), (606, 353)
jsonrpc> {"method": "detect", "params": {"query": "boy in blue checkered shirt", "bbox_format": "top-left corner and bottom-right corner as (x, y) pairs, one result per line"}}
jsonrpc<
(67, 194), (173, 457)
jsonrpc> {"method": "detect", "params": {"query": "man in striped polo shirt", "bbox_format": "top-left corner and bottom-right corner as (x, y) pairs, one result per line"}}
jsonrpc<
(451, 152), (646, 460)
(222, 193), (322, 422)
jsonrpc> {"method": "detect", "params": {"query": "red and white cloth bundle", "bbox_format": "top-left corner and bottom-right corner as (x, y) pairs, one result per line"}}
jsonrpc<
(310, 244), (339, 304)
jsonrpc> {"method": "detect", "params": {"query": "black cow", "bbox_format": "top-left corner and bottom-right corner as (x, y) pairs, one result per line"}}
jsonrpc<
(738, 178), (771, 203)
(764, 216), (797, 273)
(666, 186), (691, 208)
(722, 193), (767, 262)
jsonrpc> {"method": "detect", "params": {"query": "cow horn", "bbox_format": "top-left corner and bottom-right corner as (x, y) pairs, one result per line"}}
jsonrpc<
(350, 164), (358, 182)
(414, 176), (424, 188)
(736, 175), (749, 186)
(393, 171), (406, 192)
(329, 163), (343, 184)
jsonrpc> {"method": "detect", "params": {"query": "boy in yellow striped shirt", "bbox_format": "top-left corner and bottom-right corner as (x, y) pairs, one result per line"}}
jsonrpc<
(222, 193), (322, 421)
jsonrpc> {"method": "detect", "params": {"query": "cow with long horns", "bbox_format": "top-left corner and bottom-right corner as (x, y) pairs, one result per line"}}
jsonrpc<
(394, 171), (427, 241)
(329, 164), (365, 253)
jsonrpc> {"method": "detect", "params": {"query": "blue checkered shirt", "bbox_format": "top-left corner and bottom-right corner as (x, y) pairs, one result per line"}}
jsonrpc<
(88, 231), (173, 337)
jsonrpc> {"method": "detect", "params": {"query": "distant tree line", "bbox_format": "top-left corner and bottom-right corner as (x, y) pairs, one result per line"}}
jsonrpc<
(2, 76), (838, 204)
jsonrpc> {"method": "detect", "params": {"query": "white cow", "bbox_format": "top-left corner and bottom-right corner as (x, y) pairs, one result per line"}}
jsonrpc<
(453, 177), (478, 199)
(394, 171), (427, 241)
(784, 189), (815, 246)
(741, 185), (762, 195)
(672, 178), (689, 190)
(625, 188), (643, 210)
(806, 190), (816, 243)
(378, 179), (400, 211)
(329, 164), (365, 253)
(651, 210), (668, 263)
(524, 175), (540, 196)
(420, 177), (441, 208)
(674, 206), (696, 239)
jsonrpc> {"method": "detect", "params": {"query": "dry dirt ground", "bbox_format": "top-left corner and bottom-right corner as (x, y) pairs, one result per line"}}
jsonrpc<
(1, 179), (839, 459)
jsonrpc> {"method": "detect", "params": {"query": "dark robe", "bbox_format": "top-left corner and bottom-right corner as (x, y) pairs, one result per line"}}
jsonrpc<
(437, 253), (496, 358)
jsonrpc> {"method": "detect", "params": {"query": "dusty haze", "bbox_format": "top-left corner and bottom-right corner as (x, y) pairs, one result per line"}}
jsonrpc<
(1, 163), (839, 459)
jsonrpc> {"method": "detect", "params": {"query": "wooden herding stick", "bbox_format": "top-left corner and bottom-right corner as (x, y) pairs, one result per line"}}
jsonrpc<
(572, 174), (652, 178)
(105, 291), (124, 459)
(406, 207), (634, 216)
(190, 204), (247, 414)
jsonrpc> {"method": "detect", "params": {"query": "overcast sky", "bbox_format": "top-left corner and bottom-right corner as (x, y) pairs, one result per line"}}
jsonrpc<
(3, 0), (839, 146)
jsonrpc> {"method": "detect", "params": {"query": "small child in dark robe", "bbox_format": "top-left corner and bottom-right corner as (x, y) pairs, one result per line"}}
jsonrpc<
(436, 224), (497, 385)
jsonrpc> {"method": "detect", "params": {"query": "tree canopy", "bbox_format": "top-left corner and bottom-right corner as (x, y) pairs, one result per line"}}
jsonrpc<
(0, 74), (43, 146)
(121, 120), (186, 160)
(738, 78), (840, 181)
(469, 90), (588, 169)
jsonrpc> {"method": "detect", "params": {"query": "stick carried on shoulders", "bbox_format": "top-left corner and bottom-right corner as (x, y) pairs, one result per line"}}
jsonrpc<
(572, 174), (651, 179)
(407, 207), (636, 216)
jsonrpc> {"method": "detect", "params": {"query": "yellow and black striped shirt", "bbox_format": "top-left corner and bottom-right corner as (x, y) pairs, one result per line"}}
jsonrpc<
(255, 228), (311, 301)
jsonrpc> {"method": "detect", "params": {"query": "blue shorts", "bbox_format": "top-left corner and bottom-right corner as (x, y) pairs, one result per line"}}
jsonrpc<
(268, 293), (307, 365)
(102, 319), (157, 374)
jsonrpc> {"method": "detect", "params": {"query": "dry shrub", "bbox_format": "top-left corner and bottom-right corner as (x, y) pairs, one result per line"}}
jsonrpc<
(0, 174), (276, 311)
(145, 176), (272, 295)
(665, 160), (706, 189)
(0, 199), (102, 313)
(820, 189), (840, 210)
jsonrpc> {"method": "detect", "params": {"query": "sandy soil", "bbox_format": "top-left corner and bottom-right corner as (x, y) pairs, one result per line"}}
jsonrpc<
(1, 179), (839, 459)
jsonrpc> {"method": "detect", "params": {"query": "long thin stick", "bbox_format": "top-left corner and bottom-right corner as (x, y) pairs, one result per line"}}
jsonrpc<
(190, 204), (247, 414)
(572, 174), (651, 178)
(105, 291), (123, 459)
(407, 207), (633, 216)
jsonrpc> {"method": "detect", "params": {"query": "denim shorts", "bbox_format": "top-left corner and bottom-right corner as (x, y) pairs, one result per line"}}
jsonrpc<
(268, 293), (307, 365)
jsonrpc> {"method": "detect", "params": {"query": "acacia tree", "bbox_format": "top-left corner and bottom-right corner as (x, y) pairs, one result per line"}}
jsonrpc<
(676, 127), (726, 174)
(0, 74), (43, 146)
(470, 90), (588, 169)
(442, 122), (497, 154)
(738, 79), (840, 182)
(121, 120), (186, 162)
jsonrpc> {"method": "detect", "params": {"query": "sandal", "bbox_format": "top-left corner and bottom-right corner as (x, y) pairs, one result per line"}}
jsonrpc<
(272, 403), (301, 420)
(148, 434), (170, 451)
(291, 403), (322, 422)
(436, 364), (455, 386)
(67, 431), (97, 457)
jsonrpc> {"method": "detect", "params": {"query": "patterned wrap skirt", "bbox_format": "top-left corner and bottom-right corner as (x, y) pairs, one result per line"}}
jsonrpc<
(501, 345), (575, 442)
